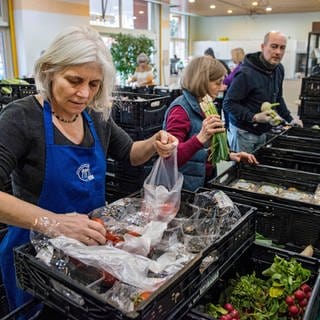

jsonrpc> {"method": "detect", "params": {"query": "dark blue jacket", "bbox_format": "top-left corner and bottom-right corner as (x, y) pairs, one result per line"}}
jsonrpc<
(223, 52), (293, 135)
(163, 90), (207, 191)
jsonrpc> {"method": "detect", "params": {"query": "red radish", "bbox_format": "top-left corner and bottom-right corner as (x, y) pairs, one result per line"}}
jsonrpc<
(288, 305), (300, 316)
(229, 309), (239, 318)
(220, 316), (228, 320)
(300, 283), (312, 293)
(285, 295), (295, 305)
(306, 291), (312, 299)
(299, 298), (308, 307)
(294, 289), (306, 300)
(224, 303), (234, 312)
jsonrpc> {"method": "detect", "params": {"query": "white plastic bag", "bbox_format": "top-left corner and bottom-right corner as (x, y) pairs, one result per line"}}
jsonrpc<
(143, 148), (183, 222)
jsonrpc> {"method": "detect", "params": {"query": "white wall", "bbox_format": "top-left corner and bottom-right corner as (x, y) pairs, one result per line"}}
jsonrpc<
(190, 12), (320, 42)
(14, 10), (88, 77)
(190, 12), (320, 79)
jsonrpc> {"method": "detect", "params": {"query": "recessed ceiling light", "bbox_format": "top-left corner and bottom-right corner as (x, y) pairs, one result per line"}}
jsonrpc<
(188, 0), (195, 3)
(265, 6), (272, 11)
(252, 1), (258, 5)
(227, 9), (233, 14)
(139, 10), (144, 14)
(210, 5), (216, 9)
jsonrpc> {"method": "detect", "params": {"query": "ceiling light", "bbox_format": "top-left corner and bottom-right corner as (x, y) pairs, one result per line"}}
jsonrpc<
(139, 10), (144, 14)
(265, 6), (272, 11)
(188, 0), (195, 3)
(252, 1), (258, 5)
(210, 5), (216, 9)
(227, 9), (233, 14)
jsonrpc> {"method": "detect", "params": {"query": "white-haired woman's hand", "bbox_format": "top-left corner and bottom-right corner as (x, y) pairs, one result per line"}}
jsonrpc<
(153, 130), (178, 158)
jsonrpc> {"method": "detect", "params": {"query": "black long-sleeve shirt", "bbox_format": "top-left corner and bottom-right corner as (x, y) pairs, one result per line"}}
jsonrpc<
(0, 95), (133, 204)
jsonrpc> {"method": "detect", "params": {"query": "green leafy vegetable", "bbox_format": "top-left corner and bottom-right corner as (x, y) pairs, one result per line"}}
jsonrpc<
(200, 94), (229, 164)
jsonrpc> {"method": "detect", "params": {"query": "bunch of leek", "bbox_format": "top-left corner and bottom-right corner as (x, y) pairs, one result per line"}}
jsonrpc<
(199, 94), (229, 164)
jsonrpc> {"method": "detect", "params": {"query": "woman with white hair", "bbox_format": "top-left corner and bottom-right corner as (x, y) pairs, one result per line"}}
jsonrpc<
(0, 25), (177, 315)
(129, 52), (155, 87)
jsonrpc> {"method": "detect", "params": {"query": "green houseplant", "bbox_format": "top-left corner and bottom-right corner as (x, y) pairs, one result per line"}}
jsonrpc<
(109, 33), (155, 85)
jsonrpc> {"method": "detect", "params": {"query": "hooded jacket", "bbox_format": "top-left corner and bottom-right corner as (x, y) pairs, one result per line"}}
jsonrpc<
(223, 51), (293, 135)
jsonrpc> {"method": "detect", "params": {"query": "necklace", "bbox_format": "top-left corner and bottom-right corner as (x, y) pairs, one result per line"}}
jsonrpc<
(52, 111), (79, 123)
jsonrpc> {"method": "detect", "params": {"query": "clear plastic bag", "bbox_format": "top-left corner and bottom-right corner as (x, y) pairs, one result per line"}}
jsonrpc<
(143, 148), (183, 222)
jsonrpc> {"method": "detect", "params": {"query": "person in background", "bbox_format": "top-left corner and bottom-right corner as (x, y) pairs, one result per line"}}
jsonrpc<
(223, 31), (302, 153)
(129, 53), (155, 87)
(204, 47), (229, 117)
(223, 47), (245, 129)
(0, 26), (178, 317)
(170, 54), (180, 75)
(204, 47), (231, 74)
(163, 56), (258, 192)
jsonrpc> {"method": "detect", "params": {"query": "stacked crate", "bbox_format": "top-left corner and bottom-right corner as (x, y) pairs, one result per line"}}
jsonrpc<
(298, 76), (320, 127)
(107, 91), (171, 203)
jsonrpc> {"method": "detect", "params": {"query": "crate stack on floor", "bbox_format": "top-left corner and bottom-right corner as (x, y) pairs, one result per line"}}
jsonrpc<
(298, 76), (320, 128)
(106, 90), (172, 203)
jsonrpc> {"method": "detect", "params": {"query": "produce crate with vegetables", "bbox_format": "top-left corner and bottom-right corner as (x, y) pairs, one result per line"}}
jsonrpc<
(198, 187), (320, 259)
(13, 190), (256, 320)
(186, 242), (320, 320)
(206, 163), (320, 211)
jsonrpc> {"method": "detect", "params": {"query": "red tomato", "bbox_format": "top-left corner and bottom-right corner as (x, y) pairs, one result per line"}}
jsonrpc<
(91, 217), (105, 226)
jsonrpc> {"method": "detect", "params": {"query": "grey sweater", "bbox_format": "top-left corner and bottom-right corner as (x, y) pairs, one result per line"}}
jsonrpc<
(0, 95), (133, 204)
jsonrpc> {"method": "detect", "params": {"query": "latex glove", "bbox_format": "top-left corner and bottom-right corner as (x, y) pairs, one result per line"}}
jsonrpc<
(252, 111), (271, 123)
(289, 119), (303, 127)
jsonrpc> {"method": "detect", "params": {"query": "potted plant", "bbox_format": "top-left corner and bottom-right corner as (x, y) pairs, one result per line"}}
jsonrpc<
(109, 33), (156, 86)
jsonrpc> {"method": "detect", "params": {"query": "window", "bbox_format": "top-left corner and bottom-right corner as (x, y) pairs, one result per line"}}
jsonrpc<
(0, 0), (12, 79)
(90, 0), (151, 31)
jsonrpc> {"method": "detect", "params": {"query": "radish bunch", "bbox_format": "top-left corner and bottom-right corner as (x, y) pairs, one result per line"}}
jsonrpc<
(219, 303), (240, 320)
(285, 283), (312, 318)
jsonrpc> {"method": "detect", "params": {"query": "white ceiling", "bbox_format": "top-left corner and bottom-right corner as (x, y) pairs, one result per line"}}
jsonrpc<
(168, 0), (320, 17)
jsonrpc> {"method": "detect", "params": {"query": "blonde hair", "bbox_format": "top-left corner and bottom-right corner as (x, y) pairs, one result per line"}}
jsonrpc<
(34, 25), (116, 121)
(231, 48), (245, 65)
(181, 56), (226, 98)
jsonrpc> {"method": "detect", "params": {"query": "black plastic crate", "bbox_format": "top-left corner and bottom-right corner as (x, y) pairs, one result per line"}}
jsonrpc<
(280, 126), (320, 139)
(111, 92), (170, 129)
(300, 118), (320, 128)
(107, 156), (155, 179)
(186, 242), (320, 320)
(0, 278), (8, 318)
(254, 146), (320, 174)
(106, 173), (144, 194)
(298, 98), (320, 119)
(123, 126), (161, 141)
(14, 191), (256, 320)
(198, 187), (320, 259)
(206, 163), (320, 211)
(264, 134), (320, 154)
(300, 76), (320, 98)
(0, 84), (37, 105)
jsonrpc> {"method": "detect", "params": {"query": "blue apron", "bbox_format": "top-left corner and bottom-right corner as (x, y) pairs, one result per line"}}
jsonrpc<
(0, 101), (106, 315)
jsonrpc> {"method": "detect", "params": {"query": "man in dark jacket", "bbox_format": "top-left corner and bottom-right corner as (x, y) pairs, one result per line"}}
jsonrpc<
(223, 31), (302, 153)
